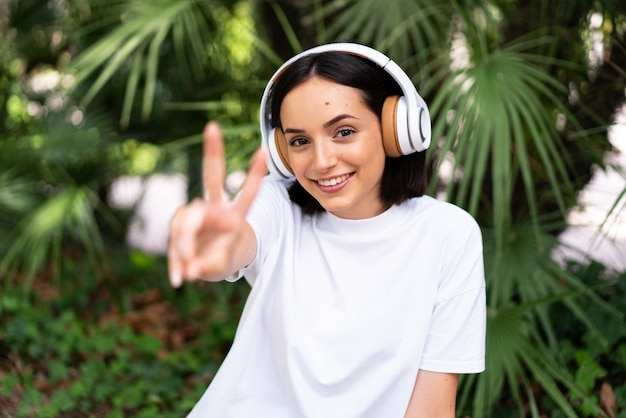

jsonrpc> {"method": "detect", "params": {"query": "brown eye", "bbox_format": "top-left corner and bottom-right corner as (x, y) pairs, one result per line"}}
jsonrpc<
(289, 137), (309, 147)
(336, 128), (356, 138)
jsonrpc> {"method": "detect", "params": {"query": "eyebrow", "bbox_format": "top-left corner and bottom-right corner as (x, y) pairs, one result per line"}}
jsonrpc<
(283, 114), (358, 134)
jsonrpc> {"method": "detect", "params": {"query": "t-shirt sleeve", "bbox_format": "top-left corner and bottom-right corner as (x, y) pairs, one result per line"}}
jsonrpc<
(225, 176), (290, 285)
(419, 212), (486, 374)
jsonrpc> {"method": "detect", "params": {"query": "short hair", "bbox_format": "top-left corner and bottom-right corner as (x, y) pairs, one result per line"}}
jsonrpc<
(269, 51), (428, 215)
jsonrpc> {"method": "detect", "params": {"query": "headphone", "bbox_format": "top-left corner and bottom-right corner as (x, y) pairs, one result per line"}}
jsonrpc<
(259, 43), (431, 179)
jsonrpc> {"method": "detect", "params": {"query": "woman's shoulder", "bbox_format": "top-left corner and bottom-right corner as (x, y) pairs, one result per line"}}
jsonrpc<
(248, 175), (299, 221)
(254, 175), (294, 204)
(406, 195), (480, 232)
(259, 175), (291, 193)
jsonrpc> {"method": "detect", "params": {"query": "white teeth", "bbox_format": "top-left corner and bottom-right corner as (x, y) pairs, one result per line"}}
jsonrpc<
(318, 174), (349, 186)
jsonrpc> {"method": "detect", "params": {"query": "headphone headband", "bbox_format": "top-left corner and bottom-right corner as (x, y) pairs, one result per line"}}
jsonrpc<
(260, 43), (431, 178)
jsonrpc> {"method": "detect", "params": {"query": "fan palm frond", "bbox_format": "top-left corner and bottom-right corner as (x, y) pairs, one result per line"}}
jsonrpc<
(323, 0), (451, 59)
(69, 0), (216, 127)
(425, 40), (577, 248)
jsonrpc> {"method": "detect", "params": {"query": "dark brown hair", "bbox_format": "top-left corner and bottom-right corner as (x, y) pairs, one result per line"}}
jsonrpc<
(269, 50), (427, 215)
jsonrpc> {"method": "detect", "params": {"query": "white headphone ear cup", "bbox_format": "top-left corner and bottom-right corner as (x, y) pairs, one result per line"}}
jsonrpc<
(416, 104), (431, 151)
(267, 128), (293, 178)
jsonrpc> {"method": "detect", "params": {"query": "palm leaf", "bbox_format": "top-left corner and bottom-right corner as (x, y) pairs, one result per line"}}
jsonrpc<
(268, 0), (303, 53)
(0, 186), (104, 288)
(469, 222), (622, 415)
(323, 0), (450, 59)
(459, 298), (611, 417)
(425, 45), (576, 248)
(69, 0), (215, 126)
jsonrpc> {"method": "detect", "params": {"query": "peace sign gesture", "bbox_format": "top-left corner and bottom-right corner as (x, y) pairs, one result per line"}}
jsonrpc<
(168, 122), (267, 287)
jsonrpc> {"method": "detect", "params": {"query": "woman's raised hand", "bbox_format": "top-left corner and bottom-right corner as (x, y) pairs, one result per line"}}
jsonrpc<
(168, 122), (267, 287)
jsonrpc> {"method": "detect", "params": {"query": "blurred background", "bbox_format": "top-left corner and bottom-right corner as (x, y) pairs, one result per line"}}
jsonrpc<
(1, 0), (625, 417)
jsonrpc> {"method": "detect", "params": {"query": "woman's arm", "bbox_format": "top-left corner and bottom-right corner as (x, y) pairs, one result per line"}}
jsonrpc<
(404, 370), (459, 418)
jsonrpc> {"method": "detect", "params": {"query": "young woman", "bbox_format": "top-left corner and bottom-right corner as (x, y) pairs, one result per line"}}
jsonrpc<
(168, 43), (486, 417)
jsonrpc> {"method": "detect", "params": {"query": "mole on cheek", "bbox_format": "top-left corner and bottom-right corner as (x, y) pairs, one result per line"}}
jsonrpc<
(325, 102), (330, 106)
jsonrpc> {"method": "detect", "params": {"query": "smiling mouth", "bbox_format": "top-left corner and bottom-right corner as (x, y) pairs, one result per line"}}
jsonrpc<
(316, 173), (351, 187)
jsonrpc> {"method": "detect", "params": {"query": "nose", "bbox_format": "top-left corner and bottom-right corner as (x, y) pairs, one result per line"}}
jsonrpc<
(311, 139), (337, 172)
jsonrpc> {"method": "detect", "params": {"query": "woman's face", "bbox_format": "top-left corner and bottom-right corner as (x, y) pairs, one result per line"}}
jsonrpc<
(280, 76), (387, 219)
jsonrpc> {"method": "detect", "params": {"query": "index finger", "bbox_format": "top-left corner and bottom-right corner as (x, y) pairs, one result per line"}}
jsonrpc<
(203, 121), (226, 202)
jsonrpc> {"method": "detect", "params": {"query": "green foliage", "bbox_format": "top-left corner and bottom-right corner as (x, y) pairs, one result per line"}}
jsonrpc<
(545, 261), (626, 416)
(0, 110), (127, 287)
(452, 221), (623, 417)
(69, 0), (214, 127)
(323, 0), (451, 59)
(426, 44), (577, 243)
(0, 251), (250, 417)
(2, 292), (178, 416)
(459, 259), (625, 418)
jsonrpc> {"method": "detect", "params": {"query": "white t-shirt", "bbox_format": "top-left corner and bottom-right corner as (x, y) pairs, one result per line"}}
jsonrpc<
(187, 176), (486, 418)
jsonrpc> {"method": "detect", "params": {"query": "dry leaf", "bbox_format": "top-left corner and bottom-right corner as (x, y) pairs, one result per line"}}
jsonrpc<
(600, 382), (617, 418)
